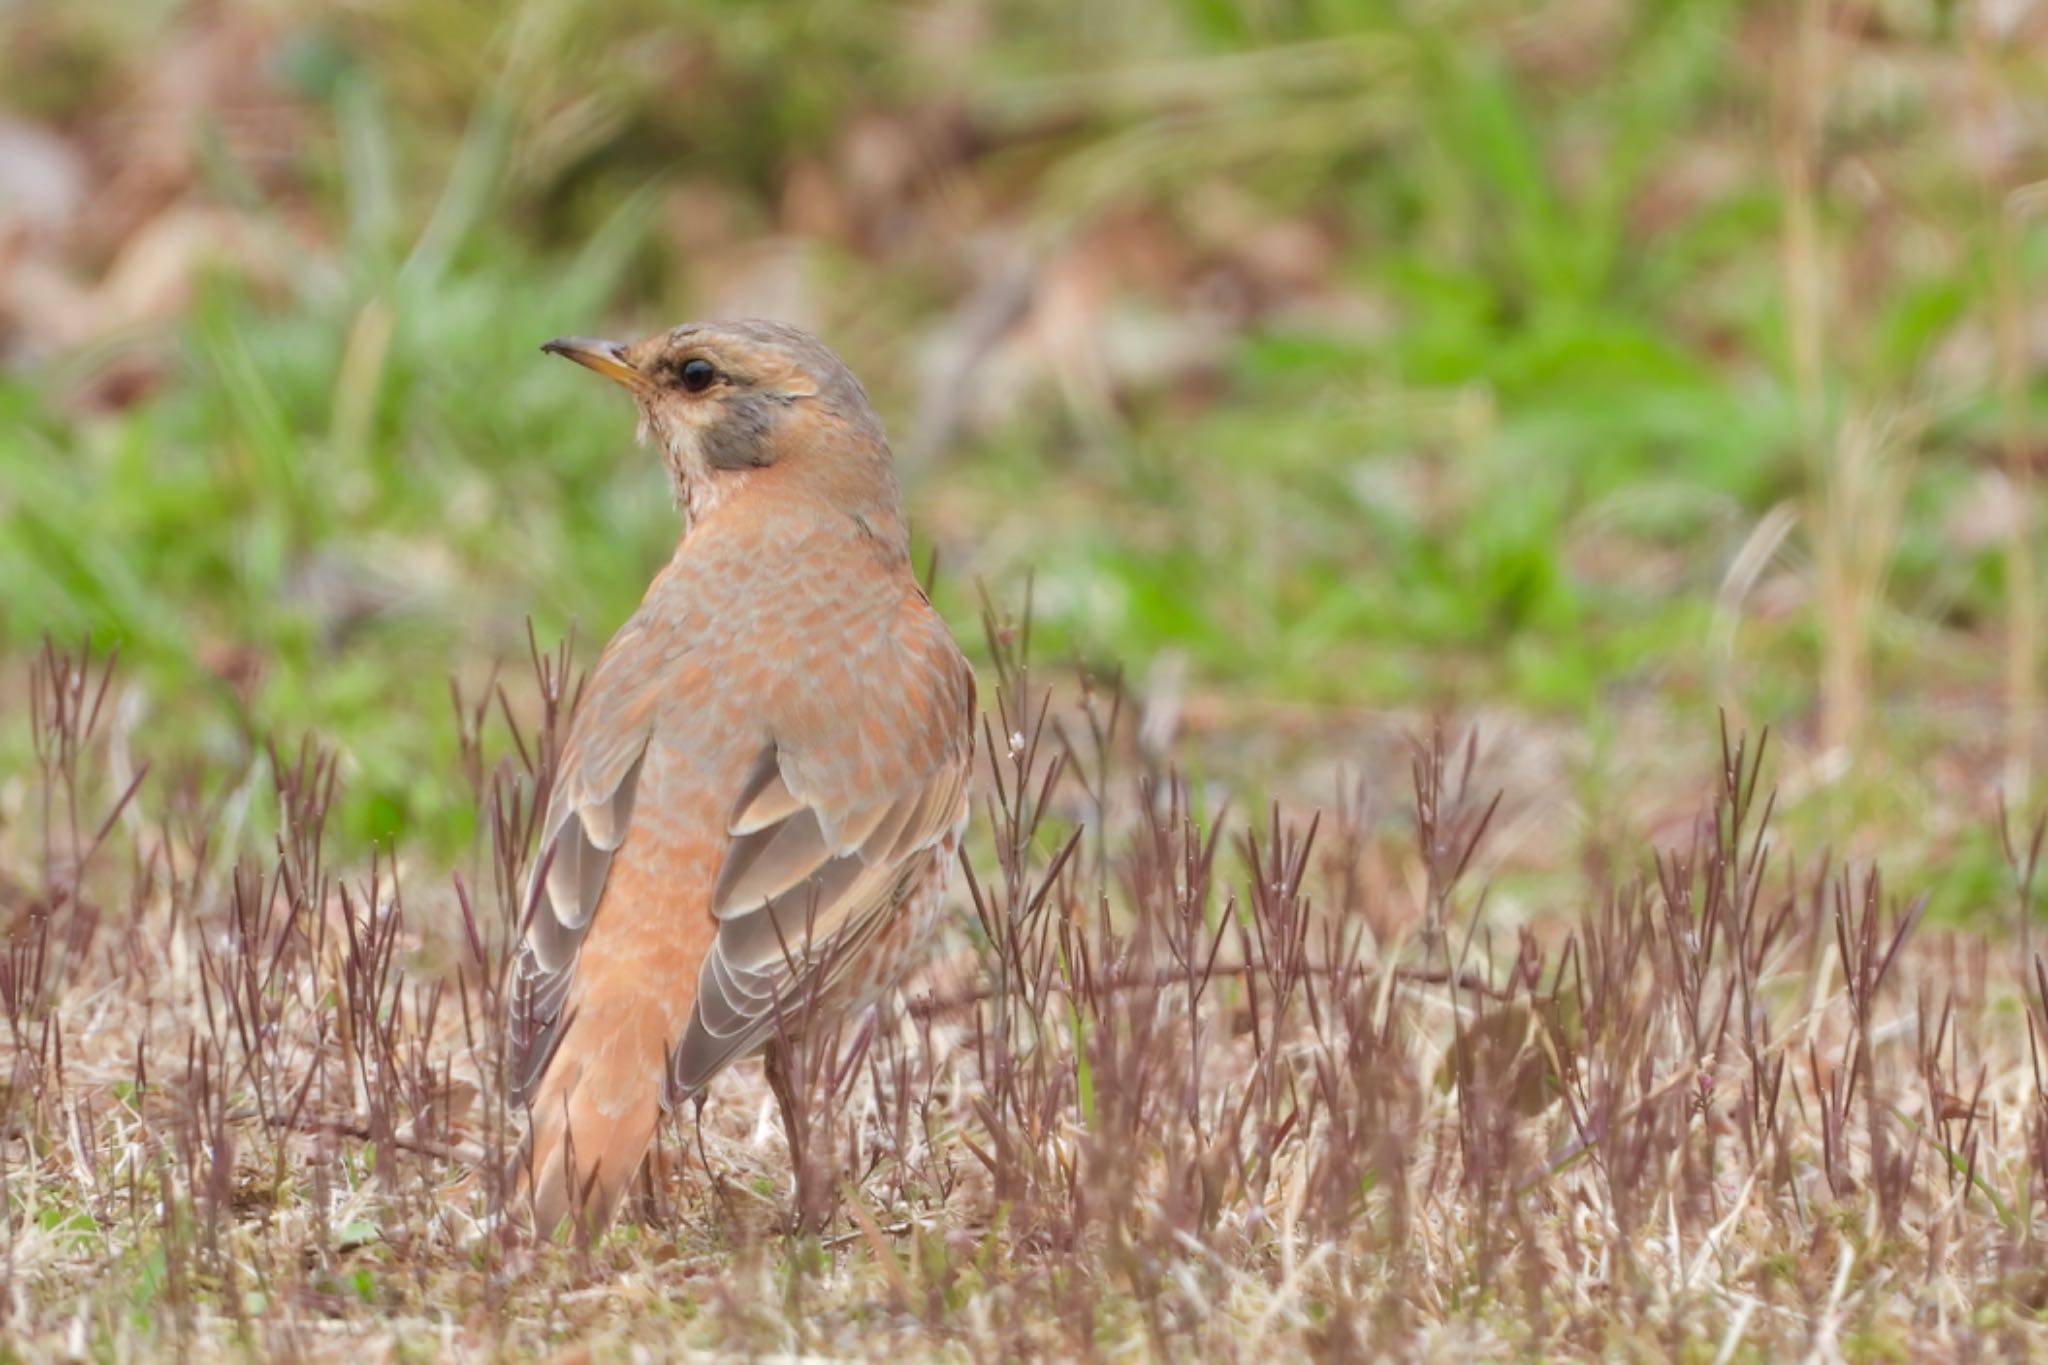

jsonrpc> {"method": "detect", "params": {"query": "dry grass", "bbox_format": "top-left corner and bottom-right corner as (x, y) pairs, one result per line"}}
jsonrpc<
(3, 619), (2046, 1361)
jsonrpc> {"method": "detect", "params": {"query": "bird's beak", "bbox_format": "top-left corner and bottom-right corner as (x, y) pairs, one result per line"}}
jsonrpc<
(541, 337), (649, 392)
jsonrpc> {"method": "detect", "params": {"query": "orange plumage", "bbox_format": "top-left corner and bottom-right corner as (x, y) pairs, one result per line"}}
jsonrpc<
(508, 321), (974, 1237)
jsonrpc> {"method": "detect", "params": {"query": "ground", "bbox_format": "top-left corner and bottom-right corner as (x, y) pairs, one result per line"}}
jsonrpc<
(1, 0), (2046, 1358)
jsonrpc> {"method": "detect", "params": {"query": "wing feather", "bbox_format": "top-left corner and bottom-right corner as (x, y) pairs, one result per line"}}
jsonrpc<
(711, 808), (836, 915)
(507, 691), (654, 1106)
(508, 570), (975, 1119)
(665, 609), (974, 1104)
(730, 751), (806, 834)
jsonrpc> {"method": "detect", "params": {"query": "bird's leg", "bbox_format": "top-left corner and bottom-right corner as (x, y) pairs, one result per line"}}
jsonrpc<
(764, 1038), (823, 1233)
(629, 1111), (681, 1230)
(690, 1095), (738, 1227)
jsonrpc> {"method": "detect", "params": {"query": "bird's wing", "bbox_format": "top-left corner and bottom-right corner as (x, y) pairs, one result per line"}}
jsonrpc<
(665, 594), (975, 1103)
(506, 623), (664, 1107)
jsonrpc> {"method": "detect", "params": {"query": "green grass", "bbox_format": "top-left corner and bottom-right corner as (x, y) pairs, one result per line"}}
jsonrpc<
(3, 2), (2043, 942)
(1, 10), (2046, 1352)
(3, 3), (2034, 804)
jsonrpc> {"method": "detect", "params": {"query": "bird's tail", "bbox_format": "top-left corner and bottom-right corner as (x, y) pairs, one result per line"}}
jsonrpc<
(512, 998), (669, 1240)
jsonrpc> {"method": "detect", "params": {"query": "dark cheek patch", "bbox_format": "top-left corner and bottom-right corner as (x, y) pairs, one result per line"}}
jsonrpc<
(702, 393), (789, 470)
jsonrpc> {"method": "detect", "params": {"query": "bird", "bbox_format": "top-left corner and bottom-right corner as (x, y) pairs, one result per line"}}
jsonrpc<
(508, 319), (975, 1238)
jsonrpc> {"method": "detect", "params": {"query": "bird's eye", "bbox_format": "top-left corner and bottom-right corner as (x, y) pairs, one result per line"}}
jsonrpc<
(678, 358), (717, 393)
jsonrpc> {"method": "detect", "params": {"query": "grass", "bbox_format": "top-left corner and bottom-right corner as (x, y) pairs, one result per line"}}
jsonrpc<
(2, 631), (2045, 1358)
(1, 0), (2046, 1356)
(1, 0), (2040, 866)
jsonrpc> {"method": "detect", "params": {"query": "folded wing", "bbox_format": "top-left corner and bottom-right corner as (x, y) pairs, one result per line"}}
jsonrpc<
(666, 606), (973, 1103)
(506, 639), (661, 1108)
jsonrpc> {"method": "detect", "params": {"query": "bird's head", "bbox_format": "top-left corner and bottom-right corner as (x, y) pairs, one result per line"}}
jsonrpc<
(543, 319), (900, 538)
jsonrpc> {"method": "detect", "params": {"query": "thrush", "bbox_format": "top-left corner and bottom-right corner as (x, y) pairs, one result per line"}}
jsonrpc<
(509, 320), (975, 1238)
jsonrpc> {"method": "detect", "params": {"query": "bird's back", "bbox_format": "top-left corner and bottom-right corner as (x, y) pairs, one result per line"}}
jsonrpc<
(509, 488), (972, 1234)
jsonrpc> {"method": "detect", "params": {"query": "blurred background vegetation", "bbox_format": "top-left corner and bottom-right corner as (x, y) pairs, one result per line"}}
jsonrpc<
(0, 0), (2043, 918)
